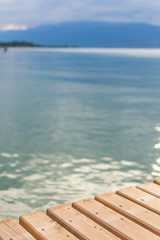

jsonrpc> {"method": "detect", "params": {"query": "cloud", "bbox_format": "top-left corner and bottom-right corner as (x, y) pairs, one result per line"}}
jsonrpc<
(2, 24), (27, 31)
(1, 0), (160, 29)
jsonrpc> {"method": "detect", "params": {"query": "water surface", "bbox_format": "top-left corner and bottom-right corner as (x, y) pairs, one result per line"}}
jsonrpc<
(0, 48), (160, 220)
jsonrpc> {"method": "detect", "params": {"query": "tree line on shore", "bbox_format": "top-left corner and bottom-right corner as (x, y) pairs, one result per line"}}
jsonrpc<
(0, 41), (41, 47)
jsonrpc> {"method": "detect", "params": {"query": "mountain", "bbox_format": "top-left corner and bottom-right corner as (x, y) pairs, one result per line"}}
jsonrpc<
(0, 22), (160, 48)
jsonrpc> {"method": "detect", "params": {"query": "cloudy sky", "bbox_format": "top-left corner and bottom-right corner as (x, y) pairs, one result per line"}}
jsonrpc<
(1, 0), (160, 30)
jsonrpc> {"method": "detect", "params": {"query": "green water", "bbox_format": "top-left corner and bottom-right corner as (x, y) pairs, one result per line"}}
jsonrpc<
(0, 48), (160, 220)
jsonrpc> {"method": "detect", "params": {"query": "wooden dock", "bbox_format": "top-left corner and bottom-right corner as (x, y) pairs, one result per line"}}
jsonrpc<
(1, 178), (160, 240)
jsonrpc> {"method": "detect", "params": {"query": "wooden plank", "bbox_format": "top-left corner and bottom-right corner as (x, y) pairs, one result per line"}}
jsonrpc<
(136, 182), (160, 198)
(0, 218), (35, 240)
(20, 211), (78, 240)
(154, 178), (160, 185)
(95, 192), (160, 236)
(47, 204), (121, 240)
(117, 186), (160, 215)
(72, 198), (160, 240)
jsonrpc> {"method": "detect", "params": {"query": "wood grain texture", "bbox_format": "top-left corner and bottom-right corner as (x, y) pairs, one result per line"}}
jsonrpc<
(72, 197), (160, 240)
(95, 192), (160, 236)
(47, 204), (120, 240)
(117, 186), (160, 215)
(136, 182), (160, 198)
(0, 218), (35, 240)
(20, 211), (78, 240)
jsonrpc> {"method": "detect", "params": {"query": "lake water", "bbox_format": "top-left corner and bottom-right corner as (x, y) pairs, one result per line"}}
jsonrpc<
(0, 47), (160, 220)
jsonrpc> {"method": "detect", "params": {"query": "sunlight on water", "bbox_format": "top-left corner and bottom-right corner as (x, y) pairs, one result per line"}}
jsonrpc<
(30, 47), (160, 57)
(0, 152), (153, 221)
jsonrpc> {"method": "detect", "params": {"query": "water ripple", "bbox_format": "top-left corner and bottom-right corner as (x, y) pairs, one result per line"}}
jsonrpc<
(0, 152), (155, 220)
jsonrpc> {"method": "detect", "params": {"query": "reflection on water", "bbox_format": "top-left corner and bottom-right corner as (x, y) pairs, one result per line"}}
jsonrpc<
(1, 48), (160, 220)
(0, 152), (153, 220)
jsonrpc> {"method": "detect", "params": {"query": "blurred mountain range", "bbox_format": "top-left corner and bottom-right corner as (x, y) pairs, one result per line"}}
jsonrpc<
(1, 22), (160, 47)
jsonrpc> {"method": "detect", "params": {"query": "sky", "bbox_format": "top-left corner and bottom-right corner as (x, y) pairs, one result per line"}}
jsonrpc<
(1, 0), (160, 30)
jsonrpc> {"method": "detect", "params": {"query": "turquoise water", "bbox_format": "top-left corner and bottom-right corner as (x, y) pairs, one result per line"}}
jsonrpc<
(0, 48), (160, 220)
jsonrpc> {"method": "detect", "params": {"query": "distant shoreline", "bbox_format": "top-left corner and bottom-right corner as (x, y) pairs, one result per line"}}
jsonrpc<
(2, 41), (160, 49)
(0, 41), (77, 48)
